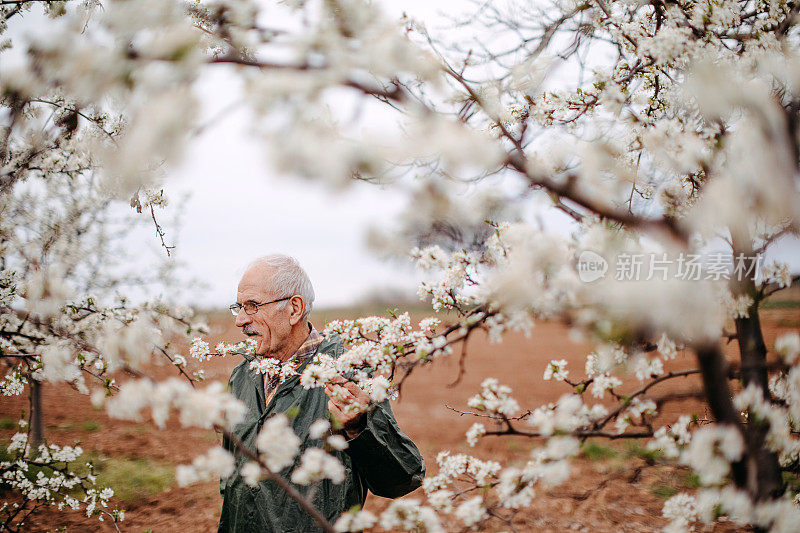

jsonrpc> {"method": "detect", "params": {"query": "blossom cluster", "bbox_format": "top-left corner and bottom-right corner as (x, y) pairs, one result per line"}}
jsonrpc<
(411, 246), (484, 312)
(176, 447), (235, 486)
(1, 430), (120, 528)
(189, 338), (257, 361)
(735, 385), (800, 467)
(680, 425), (745, 486)
(102, 378), (246, 431)
(333, 508), (378, 532)
(466, 378), (520, 417)
(295, 313), (453, 406)
(647, 415), (695, 459)
(528, 394), (608, 436)
(662, 487), (800, 532)
(419, 437), (582, 529)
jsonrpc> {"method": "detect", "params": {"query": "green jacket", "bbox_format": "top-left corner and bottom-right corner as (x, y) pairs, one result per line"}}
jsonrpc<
(219, 336), (425, 532)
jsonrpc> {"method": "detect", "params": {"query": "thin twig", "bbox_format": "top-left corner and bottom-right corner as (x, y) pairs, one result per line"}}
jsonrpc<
(149, 205), (175, 257)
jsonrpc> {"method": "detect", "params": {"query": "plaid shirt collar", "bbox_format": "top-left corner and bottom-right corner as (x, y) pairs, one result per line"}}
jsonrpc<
(262, 323), (323, 395)
(289, 323), (323, 364)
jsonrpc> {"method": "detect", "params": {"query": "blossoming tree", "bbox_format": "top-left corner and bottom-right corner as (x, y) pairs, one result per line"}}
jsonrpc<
(2, 0), (800, 531)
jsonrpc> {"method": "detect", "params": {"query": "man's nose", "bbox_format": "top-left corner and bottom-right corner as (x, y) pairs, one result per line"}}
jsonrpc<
(234, 309), (250, 327)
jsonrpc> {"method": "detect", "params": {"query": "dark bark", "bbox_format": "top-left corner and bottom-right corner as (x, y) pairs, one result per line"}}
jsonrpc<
(735, 308), (769, 390)
(694, 342), (748, 488)
(734, 295), (783, 500)
(728, 238), (783, 500)
(29, 379), (44, 451)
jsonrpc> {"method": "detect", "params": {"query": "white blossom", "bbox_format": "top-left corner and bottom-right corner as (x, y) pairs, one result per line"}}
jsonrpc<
(632, 355), (664, 381)
(4, 0), (800, 530)
(334, 509), (377, 532)
(662, 493), (698, 531)
(465, 423), (485, 447)
(189, 338), (210, 361)
(762, 262), (793, 289)
(175, 447), (235, 487)
(240, 462), (262, 487)
(379, 499), (443, 532)
(543, 359), (569, 381)
(775, 333), (800, 364)
(426, 490), (454, 513)
(255, 415), (301, 472)
(657, 333), (680, 360)
(467, 378), (519, 416)
(309, 419), (331, 440)
(454, 496), (487, 528)
(590, 373), (622, 399)
(681, 425), (744, 485)
(290, 448), (346, 485)
(529, 394), (605, 436)
(326, 435), (348, 452)
(496, 467), (535, 508)
(648, 416), (694, 459)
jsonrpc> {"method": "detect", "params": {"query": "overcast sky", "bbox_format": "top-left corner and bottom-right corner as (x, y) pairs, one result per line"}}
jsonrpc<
(168, 108), (423, 309)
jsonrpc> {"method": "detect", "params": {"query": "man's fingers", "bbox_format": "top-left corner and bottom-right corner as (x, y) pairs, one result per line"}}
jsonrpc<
(325, 379), (370, 416)
(342, 382), (369, 402)
(328, 399), (344, 422)
(341, 382), (361, 396)
(325, 379), (367, 399)
(328, 399), (358, 427)
(324, 382), (347, 394)
(328, 397), (352, 416)
(326, 376), (364, 397)
(325, 384), (351, 403)
(329, 375), (347, 386)
(327, 399), (338, 415)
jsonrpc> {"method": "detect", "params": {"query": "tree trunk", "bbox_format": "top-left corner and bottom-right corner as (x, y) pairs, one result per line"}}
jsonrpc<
(734, 297), (782, 500)
(695, 342), (748, 488)
(731, 240), (782, 500)
(29, 379), (44, 452)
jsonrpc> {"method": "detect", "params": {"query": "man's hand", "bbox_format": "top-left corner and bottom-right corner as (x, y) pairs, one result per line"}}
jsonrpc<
(325, 376), (370, 439)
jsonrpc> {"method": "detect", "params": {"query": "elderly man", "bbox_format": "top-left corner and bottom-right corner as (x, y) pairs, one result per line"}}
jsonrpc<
(218, 255), (425, 532)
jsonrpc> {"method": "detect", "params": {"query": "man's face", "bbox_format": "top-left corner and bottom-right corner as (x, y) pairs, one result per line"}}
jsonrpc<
(234, 264), (292, 357)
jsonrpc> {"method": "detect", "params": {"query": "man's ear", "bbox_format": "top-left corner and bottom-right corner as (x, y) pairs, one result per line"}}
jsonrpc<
(288, 295), (305, 326)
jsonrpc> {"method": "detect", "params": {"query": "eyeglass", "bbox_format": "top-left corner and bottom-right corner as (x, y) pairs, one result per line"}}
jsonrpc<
(229, 297), (291, 316)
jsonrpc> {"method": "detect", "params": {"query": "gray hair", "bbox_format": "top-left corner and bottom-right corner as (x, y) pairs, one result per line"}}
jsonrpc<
(249, 254), (315, 318)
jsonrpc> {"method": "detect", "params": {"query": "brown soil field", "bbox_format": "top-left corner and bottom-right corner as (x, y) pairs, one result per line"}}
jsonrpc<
(2, 299), (799, 532)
